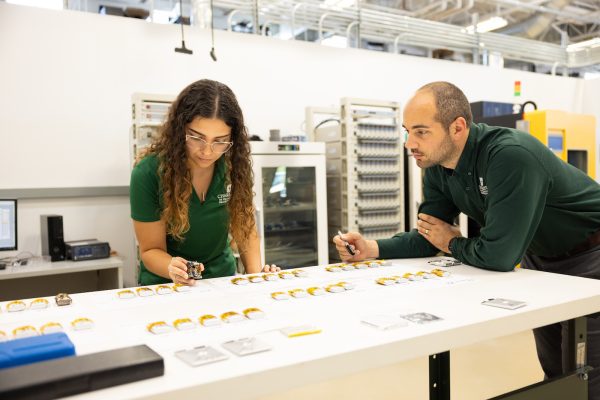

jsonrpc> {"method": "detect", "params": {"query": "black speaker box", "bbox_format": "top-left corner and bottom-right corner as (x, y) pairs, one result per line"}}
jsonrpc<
(40, 215), (65, 262)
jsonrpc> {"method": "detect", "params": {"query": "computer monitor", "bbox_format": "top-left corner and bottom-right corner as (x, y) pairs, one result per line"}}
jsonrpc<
(0, 199), (17, 251)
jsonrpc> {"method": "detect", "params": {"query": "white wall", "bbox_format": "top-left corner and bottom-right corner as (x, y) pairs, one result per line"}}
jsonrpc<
(1, 3), (598, 285)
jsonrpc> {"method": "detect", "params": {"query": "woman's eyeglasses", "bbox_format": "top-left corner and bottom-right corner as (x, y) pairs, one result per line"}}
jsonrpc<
(186, 135), (233, 154)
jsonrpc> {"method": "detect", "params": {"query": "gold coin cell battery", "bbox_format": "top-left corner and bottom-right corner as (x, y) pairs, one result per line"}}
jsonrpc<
(71, 318), (94, 331)
(199, 314), (222, 327)
(6, 300), (26, 312)
(13, 326), (38, 339)
(431, 269), (451, 277)
(271, 291), (291, 300)
(156, 285), (173, 295)
(337, 281), (355, 290)
(248, 275), (265, 283)
(30, 298), (49, 310)
(147, 321), (174, 335)
(392, 275), (409, 284)
(368, 262), (381, 268)
(40, 322), (63, 334)
(243, 308), (266, 320)
(173, 318), (195, 330)
(292, 269), (308, 278)
(403, 273), (423, 281)
(221, 311), (244, 323)
(325, 284), (345, 293)
(263, 273), (279, 281)
(231, 277), (249, 285)
(173, 283), (191, 292)
(278, 271), (295, 279)
(342, 264), (355, 271)
(117, 289), (136, 299)
(376, 277), (396, 286)
(289, 289), (308, 298)
(353, 263), (369, 270)
(326, 265), (343, 272)
(307, 287), (326, 296)
(136, 287), (155, 297)
(416, 271), (436, 279)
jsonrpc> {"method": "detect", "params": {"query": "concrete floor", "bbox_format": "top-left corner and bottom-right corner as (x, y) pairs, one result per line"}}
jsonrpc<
(260, 330), (543, 400)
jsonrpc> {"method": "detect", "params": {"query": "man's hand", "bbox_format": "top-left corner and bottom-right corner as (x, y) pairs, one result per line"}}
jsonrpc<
(332, 231), (378, 262)
(417, 213), (462, 253)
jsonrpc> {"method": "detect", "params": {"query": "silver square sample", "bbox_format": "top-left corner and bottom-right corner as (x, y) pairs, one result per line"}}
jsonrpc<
(175, 345), (229, 367)
(221, 337), (272, 356)
(401, 312), (442, 324)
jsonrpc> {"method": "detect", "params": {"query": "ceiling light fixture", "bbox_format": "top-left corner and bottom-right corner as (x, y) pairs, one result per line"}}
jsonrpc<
(174, 0), (192, 55)
(566, 37), (600, 52)
(466, 17), (508, 34)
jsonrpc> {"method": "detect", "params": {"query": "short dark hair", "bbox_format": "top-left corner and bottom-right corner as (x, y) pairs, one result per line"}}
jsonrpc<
(417, 81), (473, 130)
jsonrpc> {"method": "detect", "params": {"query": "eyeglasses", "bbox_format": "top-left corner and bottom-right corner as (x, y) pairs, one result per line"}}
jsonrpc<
(185, 135), (233, 154)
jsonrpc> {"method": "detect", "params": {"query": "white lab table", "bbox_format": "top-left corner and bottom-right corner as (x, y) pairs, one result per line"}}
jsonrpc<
(0, 257), (598, 400)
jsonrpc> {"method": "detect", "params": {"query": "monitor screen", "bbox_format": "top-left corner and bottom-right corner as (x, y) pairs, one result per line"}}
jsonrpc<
(0, 199), (17, 251)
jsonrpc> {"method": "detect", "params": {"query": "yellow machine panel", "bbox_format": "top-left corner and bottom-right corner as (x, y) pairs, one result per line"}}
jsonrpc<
(524, 110), (596, 179)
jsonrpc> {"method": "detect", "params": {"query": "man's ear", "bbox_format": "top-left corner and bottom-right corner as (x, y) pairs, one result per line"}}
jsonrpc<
(452, 117), (468, 137)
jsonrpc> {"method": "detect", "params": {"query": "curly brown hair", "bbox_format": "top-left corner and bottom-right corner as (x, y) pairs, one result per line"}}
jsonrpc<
(145, 79), (255, 248)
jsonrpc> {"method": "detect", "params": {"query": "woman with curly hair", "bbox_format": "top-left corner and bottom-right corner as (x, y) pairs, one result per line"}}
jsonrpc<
(130, 79), (278, 286)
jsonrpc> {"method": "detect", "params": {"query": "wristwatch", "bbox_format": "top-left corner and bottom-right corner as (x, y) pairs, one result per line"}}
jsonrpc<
(448, 236), (459, 254)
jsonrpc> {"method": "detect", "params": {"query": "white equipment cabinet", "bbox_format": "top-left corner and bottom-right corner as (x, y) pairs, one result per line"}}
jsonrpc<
(130, 93), (174, 163)
(250, 142), (328, 269)
(315, 98), (405, 261)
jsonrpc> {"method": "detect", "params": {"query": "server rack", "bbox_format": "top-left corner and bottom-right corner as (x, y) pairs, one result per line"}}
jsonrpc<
(316, 98), (405, 261)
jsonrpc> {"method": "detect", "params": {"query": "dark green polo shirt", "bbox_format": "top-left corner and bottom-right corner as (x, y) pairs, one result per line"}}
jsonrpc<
(130, 154), (235, 285)
(378, 123), (600, 271)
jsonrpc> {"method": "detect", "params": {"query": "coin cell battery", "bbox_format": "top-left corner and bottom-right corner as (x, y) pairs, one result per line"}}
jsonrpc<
(289, 289), (309, 298)
(117, 290), (136, 299)
(392, 276), (409, 284)
(71, 318), (94, 331)
(376, 277), (396, 286)
(40, 322), (63, 334)
(199, 315), (222, 327)
(279, 271), (295, 280)
(221, 312), (244, 323)
(13, 326), (38, 339)
(326, 265), (343, 272)
(243, 308), (266, 320)
(174, 318), (195, 331)
(368, 262), (381, 268)
(156, 285), (173, 295)
(354, 263), (369, 270)
(147, 321), (174, 334)
(248, 275), (265, 283)
(30, 298), (49, 310)
(0, 331), (7, 342)
(325, 284), (345, 293)
(292, 269), (308, 278)
(307, 287), (326, 296)
(173, 284), (191, 292)
(232, 277), (249, 285)
(6, 300), (26, 312)
(271, 292), (291, 300)
(338, 282), (355, 290)
(136, 287), (155, 297)
(263, 273), (279, 281)
(342, 264), (355, 271)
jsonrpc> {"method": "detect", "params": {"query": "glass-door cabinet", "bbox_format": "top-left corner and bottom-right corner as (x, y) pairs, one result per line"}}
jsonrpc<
(250, 142), (328, 269)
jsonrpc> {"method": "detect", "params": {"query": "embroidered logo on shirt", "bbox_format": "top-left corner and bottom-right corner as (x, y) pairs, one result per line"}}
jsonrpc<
(479, 177), (488, 196)
(218, 184), (232, 204)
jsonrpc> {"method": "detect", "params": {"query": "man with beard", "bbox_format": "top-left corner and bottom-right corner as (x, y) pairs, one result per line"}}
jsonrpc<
(333, 81), (600, 399)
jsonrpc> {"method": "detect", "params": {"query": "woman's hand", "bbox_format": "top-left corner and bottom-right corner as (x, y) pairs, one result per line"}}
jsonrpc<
(167, 257), (204, 286)
(261, 264), (280, 273)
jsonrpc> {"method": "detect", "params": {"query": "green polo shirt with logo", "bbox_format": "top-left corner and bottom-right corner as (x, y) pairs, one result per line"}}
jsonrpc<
(130, 154), (235, 285)
(377, 122), (600, 271)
